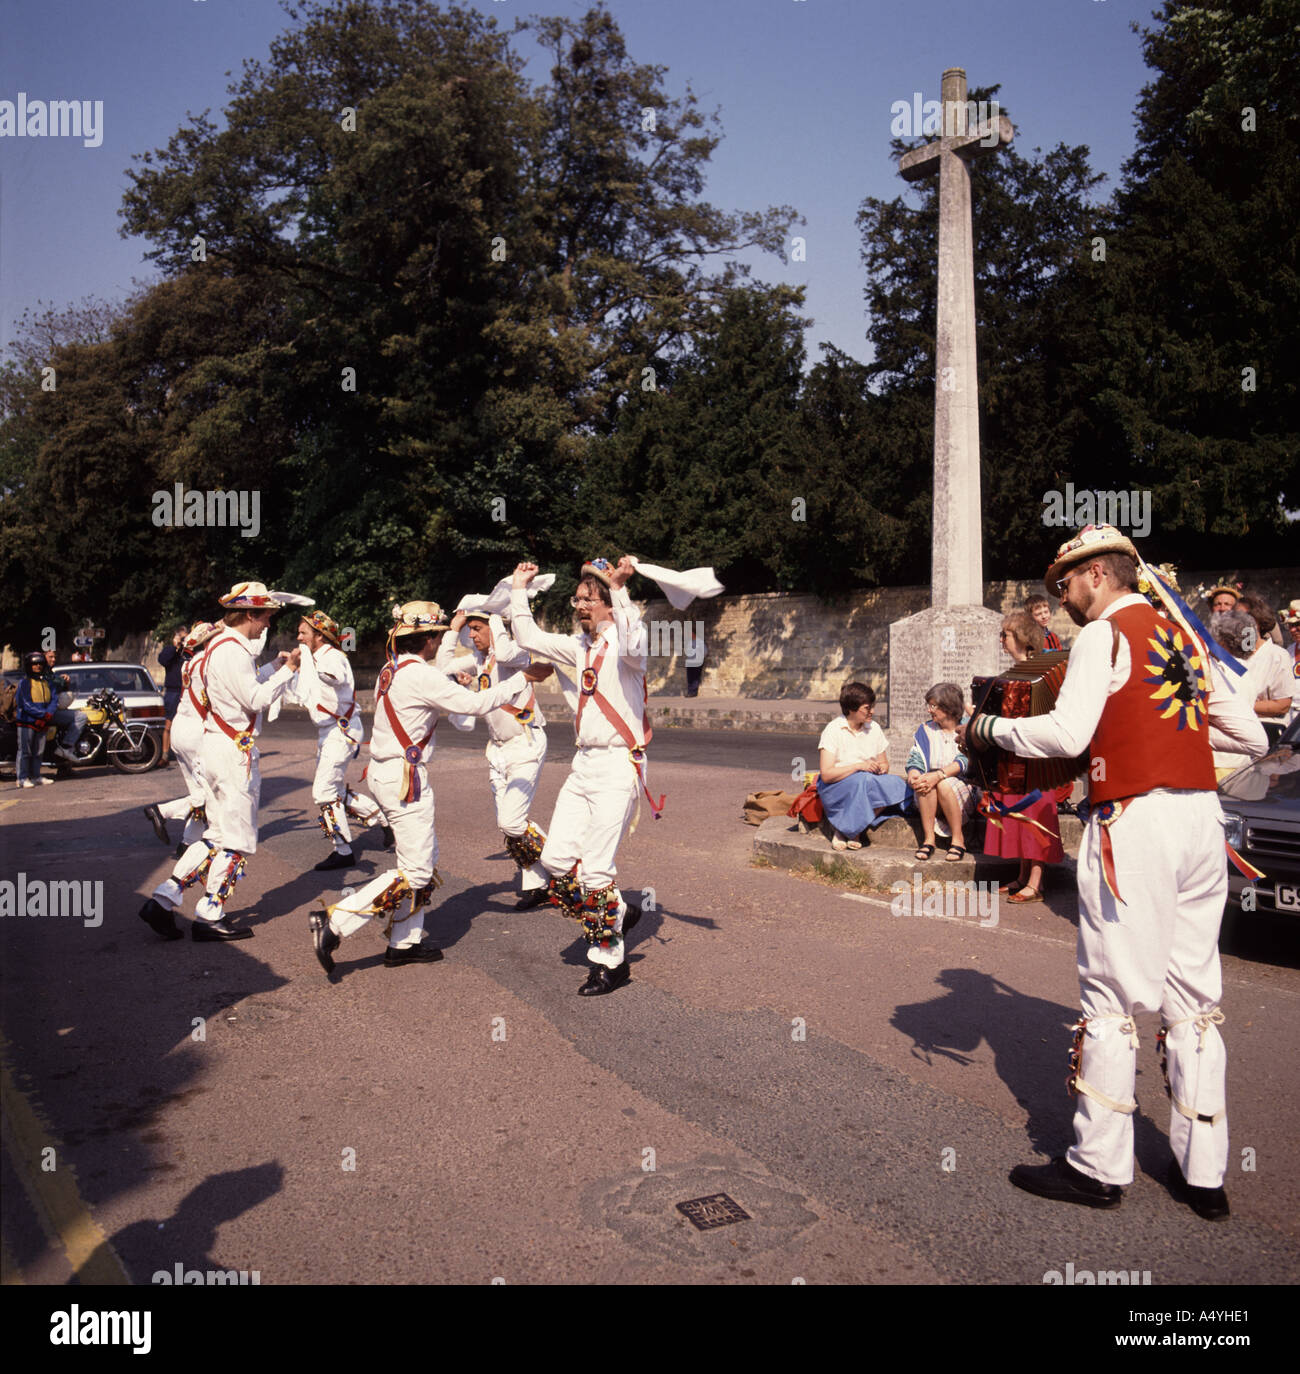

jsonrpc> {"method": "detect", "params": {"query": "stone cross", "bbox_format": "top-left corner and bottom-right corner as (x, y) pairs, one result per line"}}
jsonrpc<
(884, 69), (1012, 753)
(898, 67), (1013, 609)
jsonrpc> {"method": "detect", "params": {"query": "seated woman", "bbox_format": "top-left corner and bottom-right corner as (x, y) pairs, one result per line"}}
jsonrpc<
(905, 681), (977, 862)
(816, 682), (908, 850)
(981, 611), (1064, 902)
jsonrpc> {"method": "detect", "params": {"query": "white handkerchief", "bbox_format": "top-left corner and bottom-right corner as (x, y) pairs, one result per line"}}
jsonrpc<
(627, 558), (724, 611)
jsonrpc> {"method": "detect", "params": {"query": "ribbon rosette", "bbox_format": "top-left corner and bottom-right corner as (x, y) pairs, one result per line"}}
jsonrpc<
(477, 672), (492, 692)
(580, 667), (598, 696)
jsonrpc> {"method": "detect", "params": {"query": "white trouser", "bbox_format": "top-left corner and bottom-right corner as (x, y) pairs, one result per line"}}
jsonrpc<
(541, 746), (640, 968)
(1068, 789), (1229, 1188)
(487, 729), (548, 891)
(325, 758), (435, 949)
(200, 733), (261, 854)
(158, 716), (208, 845)
(312, 717), (366, 853)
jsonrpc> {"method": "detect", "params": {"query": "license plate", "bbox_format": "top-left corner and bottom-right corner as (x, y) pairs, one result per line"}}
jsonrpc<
(1277, 884), (1300, 912)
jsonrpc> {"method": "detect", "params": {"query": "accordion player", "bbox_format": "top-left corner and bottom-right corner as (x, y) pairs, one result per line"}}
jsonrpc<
(968, 651), (1088, 794)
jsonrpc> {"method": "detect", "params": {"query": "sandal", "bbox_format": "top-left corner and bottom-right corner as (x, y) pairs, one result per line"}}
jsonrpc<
(1007, 886), (1044, 903)
(914, 844), (936, 861)
(846, 839), (862, 851)
(998, 880), (1025, 895)
(945, 846), (967, 863)
(831, 835), (849, 851)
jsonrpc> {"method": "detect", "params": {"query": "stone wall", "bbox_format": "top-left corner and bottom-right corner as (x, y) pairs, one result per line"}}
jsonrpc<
(633, 566), (1300, 713)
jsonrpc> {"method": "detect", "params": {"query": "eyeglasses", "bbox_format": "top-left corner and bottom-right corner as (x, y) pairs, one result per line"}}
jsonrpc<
(570, 596), (597, 608)
(1054, 566), (1089, 596)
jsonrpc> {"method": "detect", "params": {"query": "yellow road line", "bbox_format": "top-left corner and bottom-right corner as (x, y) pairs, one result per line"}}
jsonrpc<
(0, 1032), (130, 1284)
(0, 800), (19, 813)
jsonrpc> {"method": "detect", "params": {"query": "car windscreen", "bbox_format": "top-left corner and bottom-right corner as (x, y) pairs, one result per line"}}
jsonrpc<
(60, 666), (156, 694)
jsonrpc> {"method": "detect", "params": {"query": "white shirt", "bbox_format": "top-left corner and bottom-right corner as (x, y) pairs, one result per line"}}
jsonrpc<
(369, 651), (529, 766)
(1247, 640), (1292, 712)
(434, 615), (546, 744)
(990, 593), (1266, 768)
(199, 633), (295, 738)
(509, 586), (649, 749)
(289, 642), (357, 724)
(818, 716), (888, 768)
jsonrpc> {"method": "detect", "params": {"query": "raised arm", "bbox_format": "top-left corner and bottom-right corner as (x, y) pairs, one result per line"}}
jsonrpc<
(508, 586), (581, 669)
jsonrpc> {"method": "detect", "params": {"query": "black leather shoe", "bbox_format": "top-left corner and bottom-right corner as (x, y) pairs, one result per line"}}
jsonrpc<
(192, 917), (253, 942)
(577, 963), (630, 997)
(1009, 1156), (1122, 1209)
(138, 898), (184, 941)
(384, 943), (444, 967)
(313, 851), (355, 872)
(142, 804), (170, 846)
(309, 912), (341, 973)
(1167, 1161), (1229, 1221)
(515, 887), (550, 910)
(381, 826), (395, 850)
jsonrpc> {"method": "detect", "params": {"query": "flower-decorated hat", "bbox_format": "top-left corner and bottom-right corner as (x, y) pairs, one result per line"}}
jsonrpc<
(182, 621), (221, 656)
(579, 556), (616, 589)
(218, 581), (315, 609)
(300, 609), (342, 647)
(391, 601), (449, 636)
(1282, 599), (1300, 628)
(388, 600), (450, 659)
(1043, 525), (1140, 596)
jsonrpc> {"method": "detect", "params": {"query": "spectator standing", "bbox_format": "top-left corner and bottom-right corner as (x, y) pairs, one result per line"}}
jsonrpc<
(158, 623), (187, 767)
(1025, 593), (1064, 651)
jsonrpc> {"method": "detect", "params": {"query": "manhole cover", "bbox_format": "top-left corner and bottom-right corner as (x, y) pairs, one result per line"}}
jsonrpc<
(676, 1193), (751, 1231)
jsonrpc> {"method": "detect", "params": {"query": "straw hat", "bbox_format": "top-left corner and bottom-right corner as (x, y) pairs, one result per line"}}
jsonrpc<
(1043, 525), (1140, 596)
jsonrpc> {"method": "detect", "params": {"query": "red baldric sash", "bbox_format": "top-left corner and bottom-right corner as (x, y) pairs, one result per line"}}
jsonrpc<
(198, 635), (255, 767)
(476, 654), (537, 726)
(574, 638), (665, 817)
(183, 659), (209, 721)
(316, 699), (357, 727)
(376, 658), (435, 803)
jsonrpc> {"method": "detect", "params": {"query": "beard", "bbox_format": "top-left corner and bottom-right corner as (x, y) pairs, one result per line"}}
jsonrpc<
(1063, 600), (1088, 628)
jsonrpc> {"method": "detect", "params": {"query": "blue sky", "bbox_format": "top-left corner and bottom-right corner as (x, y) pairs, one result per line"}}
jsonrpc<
(1, 0), (1159, 364)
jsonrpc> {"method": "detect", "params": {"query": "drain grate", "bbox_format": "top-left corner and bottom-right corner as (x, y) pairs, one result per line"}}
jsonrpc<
(675, 1193), (751, 1231)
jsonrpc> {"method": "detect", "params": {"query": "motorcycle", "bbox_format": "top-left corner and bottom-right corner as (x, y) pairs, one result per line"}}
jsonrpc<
(56, 688), (162, 774)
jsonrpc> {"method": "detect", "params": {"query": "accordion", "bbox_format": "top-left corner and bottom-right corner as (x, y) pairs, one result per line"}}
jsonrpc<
(969, 651), (1087, 793)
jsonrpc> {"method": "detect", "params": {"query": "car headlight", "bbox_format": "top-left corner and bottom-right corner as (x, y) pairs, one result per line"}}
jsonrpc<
(1223, 812), (1244, 850)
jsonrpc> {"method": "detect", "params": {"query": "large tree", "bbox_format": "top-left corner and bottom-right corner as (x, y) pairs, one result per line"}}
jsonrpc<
(1081, 0), (1300, 561)
(110, 0), (795, 634)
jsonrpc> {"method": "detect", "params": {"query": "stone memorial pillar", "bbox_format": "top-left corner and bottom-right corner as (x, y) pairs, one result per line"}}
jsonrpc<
(886, 69), (1013, 753)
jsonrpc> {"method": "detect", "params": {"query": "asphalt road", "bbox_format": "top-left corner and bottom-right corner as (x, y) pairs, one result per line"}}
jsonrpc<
(2, 723), (1298, 1292)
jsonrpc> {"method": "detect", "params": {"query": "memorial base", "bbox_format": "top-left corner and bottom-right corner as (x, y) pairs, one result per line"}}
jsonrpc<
(885, 604), (1004, 758)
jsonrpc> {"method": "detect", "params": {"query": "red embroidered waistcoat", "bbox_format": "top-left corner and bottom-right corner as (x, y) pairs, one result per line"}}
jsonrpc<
(1088, 604), (1217, 804)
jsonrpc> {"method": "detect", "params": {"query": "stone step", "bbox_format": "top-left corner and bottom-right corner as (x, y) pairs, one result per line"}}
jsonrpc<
(787, 808), (1081, 854)
(754, 814), (1079, 890)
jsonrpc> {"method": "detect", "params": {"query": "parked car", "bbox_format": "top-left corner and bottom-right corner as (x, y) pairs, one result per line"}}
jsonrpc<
(1218, 714), (1300, 920)
(1, 662), (165, 774)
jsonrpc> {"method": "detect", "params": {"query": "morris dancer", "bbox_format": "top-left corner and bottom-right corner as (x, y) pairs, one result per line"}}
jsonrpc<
(142, 621), (220, 855)
(309, 601), (549, 974)
(437, 605), (551, 908)
(290, 609), (393, 871)
(962, 526), (1266, 1219)
(507, 557), (660, 996)
(138, 583), (301, 942)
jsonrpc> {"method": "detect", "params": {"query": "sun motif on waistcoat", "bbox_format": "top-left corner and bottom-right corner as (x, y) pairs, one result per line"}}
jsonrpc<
(1143, 624), (1207, 731)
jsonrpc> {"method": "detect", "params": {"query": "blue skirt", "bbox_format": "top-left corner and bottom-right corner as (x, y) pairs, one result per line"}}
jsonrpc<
(817, 772), (909, 837)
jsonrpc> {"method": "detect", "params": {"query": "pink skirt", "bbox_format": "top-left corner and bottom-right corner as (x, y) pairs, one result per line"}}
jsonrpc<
(982, 790), (1064, 863)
